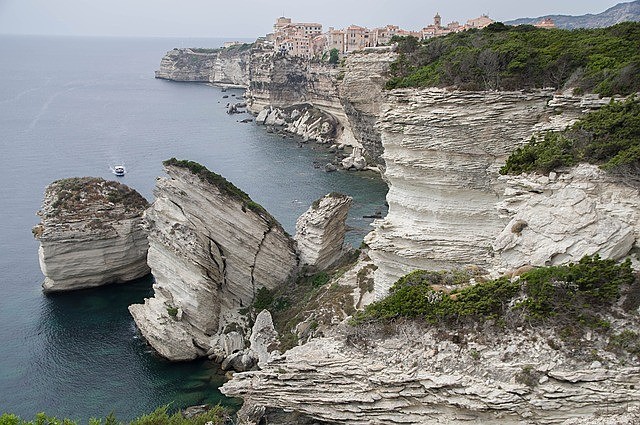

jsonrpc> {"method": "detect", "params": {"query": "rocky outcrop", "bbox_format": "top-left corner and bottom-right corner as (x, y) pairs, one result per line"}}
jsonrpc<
(128, 160), (297, 361)
(247, 55), (358, 147)
(494, 164), (640, 271)
(157, 44), (396, 165)
(155, 46), (252, 86)
(222, 321), (640, 424)
(33, 177), (150, 292)
(338, 47), (397, 169)
(155, 48), (219, 82)
(247, 49), (397, 166)
(255, 103), (340, 144)
(365, 89), (616, 296)
(295, 193), (353, 271)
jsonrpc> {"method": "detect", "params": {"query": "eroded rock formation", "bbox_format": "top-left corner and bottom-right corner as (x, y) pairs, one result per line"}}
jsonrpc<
(155, 46), (252, 86)
(255, 104), (340, 144)
(338, 47), (397, 169)
(365, 89), (616, 296)
(223, 322), (640, 424)
(33, 177), (150, 292)
(129, 160), (297, 361)
(295, 193), (353, 271)
(494, 164), (640, 271)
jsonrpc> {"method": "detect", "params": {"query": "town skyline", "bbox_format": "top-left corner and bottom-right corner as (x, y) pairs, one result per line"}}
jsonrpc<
(0, 0), (627, 38)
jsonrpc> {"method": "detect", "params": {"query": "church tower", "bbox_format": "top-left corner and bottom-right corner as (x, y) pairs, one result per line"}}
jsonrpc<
(434, 13), (442, 28)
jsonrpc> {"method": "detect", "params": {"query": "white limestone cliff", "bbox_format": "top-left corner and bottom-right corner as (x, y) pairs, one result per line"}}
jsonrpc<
(366, 89), (617, 297)
(494, 164), (640, 271)
(129, 161), (298, 361)
(155, 47), (251, 86)
(223, 322), (640, 424)
(33, 177), (150, 292)
(294, 193), (353, 271)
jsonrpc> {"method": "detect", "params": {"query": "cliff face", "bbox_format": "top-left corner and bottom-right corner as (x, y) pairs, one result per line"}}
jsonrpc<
(156, 45), (396, 163)
(294, 193), (353, 271)
(33, 177), (150, 292)
(365, 89), (621, 296)
(246, 48), (396, 158)
(223, 320), (640, 424)
(339, 48), (397, 168)
(155, 47), (251, 86)
(494, 164), (640, 270)
(128, 162), (298, 361)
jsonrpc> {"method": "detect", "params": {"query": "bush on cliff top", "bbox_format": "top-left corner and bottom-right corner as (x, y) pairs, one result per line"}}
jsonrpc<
(500, 96), (640, 176)
(0, 405), (227, 425)
(354, 255), (637, 333)
(386, 22), (640, 95)
(163, 158), (277, 226)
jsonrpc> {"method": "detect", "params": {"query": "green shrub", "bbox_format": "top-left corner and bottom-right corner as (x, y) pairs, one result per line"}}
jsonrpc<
(501, 97), (640, 176)
(253, 287), (274, 311)
(166, 306), (178, 318)
(608, 330), (640, 356)
(354, 270), (519, 323)
(354, 255), (636, 330)
(386, 22), (640, 95)
(0, 405), (227, 425)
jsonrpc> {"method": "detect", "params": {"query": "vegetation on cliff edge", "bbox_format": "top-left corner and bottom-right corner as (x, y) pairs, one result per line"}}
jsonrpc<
(0, 405), (228, 425)
(163, 158), (277, 227)
(353, 256), (639, 350)
(500, 96), (640, 176)
(386, 22), (640, 95)
(46, 177), (149, 223)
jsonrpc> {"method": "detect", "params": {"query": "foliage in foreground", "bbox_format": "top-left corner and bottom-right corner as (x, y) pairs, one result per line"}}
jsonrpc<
(354, 256), (636, 333)
(500, 96), (640, 176)
(0, 405), (227, 425)
(386, 22), (640, 95)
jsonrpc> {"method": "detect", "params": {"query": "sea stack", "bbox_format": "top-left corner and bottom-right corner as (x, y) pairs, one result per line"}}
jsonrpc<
(33, 177), (150, 292)
(129, 159), (298, 361)
(295, 193), (352, 271)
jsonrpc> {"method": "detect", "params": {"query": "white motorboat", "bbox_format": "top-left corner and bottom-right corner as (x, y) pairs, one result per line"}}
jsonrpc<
(113, 165), (126, 177)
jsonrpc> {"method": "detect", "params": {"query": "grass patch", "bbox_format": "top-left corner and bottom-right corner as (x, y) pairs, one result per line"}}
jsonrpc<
(45, 177), (148, 225)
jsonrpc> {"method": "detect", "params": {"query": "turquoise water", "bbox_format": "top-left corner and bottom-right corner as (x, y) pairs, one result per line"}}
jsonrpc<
(0, 35), (387, 420)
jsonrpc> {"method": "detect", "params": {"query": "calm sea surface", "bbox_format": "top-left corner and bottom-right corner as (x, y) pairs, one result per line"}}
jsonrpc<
(0, 36), (387, 420)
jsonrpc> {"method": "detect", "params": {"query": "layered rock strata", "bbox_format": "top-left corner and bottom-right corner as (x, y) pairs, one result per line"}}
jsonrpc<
(33, 177), (150, 292)
(294, 193), (353, 271)
(129, 160), (297, 361)
(338, 47), (397, 169)
(222, 322), (640, 424)
(494, 164), (640, 270)
(247, 55), (358, 147)
(156, 45), (396, 165)
(366, 89), (615, 296)
(155, 46), (252, 86)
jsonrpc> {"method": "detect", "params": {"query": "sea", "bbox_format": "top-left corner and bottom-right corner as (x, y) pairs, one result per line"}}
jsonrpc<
(0, 35), (388, 421)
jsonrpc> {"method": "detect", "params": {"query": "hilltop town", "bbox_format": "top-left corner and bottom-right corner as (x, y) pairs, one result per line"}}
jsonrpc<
(240, 13), (556, 59)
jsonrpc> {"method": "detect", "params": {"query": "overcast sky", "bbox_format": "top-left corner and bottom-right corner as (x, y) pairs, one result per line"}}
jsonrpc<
(0, 0), (627, 38)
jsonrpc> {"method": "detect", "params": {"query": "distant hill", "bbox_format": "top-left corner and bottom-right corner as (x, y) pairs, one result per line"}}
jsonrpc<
(506, 0), (640, 29)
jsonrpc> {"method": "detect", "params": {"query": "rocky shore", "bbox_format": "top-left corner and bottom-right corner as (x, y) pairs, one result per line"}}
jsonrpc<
(33, 177), (150, 292)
